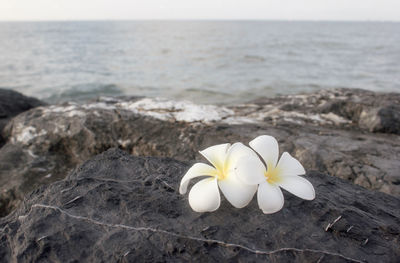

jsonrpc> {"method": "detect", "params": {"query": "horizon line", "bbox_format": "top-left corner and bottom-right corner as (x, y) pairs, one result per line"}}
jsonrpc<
(0, 18), (399, 23)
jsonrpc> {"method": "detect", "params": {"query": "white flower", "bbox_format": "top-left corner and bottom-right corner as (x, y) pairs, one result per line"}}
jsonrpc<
(235, 135), (315, 214)
(179, 143), (258, 212)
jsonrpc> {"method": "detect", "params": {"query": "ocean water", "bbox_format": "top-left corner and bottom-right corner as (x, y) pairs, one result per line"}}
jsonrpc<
(0, 21), (399, 105)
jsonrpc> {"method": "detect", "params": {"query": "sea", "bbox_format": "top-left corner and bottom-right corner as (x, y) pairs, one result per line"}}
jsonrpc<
(0, 21), (399, 105)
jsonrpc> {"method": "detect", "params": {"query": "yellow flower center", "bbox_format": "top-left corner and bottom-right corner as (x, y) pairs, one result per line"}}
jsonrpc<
(264, 166), (281, 184)
(215, 168), (227, 181)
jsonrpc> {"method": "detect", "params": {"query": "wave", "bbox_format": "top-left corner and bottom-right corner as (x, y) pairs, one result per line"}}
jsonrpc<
(44, 84), (124, 103)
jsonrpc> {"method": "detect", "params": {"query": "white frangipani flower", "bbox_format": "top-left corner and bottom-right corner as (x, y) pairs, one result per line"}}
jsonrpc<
(179, 143), (258, 212)
(235, 135), (315, 214)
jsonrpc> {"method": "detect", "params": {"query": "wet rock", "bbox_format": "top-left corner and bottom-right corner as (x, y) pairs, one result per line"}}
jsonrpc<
(1, 89), (399, 217)
(0, 148), (399, 262)
(0, 89), (44, 147)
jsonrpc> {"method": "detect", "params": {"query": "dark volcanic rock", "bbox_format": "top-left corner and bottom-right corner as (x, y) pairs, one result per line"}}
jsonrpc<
(0, 97), (234, 216)
(1, 89), (399, 217)
(0, 148), (399, 262)
(0, 89), (44, 146)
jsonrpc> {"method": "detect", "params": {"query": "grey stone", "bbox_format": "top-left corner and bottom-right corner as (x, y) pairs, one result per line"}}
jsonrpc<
(0, 148), (399, 262)
(244, 88), (400, 134)
(1, 89), (399, 218)
(0, 89), (44, 147)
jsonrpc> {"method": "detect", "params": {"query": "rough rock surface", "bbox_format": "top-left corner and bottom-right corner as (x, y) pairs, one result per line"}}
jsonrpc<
(239, 88), (400, 134)
(1, 88), (400, 217)
(0, 89), (44, 147)
(0, 148), (399, 262)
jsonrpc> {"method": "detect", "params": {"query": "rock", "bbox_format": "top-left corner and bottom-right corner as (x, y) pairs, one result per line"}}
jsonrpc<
(243, 88), (400, 134)
(0, 148), (399, 262)
(359, 104), (400, 134)
(0, 97), (231, 216)
(0, 89), (45, 147)
(1, 89), (400, 217)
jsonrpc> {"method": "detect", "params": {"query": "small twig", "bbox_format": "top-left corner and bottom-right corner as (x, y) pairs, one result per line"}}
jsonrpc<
(37, 235), (47, 242)
(155, 175), (175, 191)
(325, 215), (342, 232)
(361, 238), (369, 246)
(317, 255), (325, 263)
(61, 186), (76, 193)
(64, 196), (82, 206)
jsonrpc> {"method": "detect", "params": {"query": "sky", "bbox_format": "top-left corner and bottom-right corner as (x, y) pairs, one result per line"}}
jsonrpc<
(1, 0), (399, 21)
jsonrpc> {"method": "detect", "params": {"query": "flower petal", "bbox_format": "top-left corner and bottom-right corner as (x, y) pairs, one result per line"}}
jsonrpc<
(249, 135), (279, 170)
(179, 163), (217, 194)
(278, 175), (315, 200)
(224, 142), (259, 172)
(188, 177), (221, 212)
(199, 143), (230, 171)
(257, 182), (284, 214)
(276, 152), (306, 177)
(234, 155), (266, 185)
(218, 171), (257, 208)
